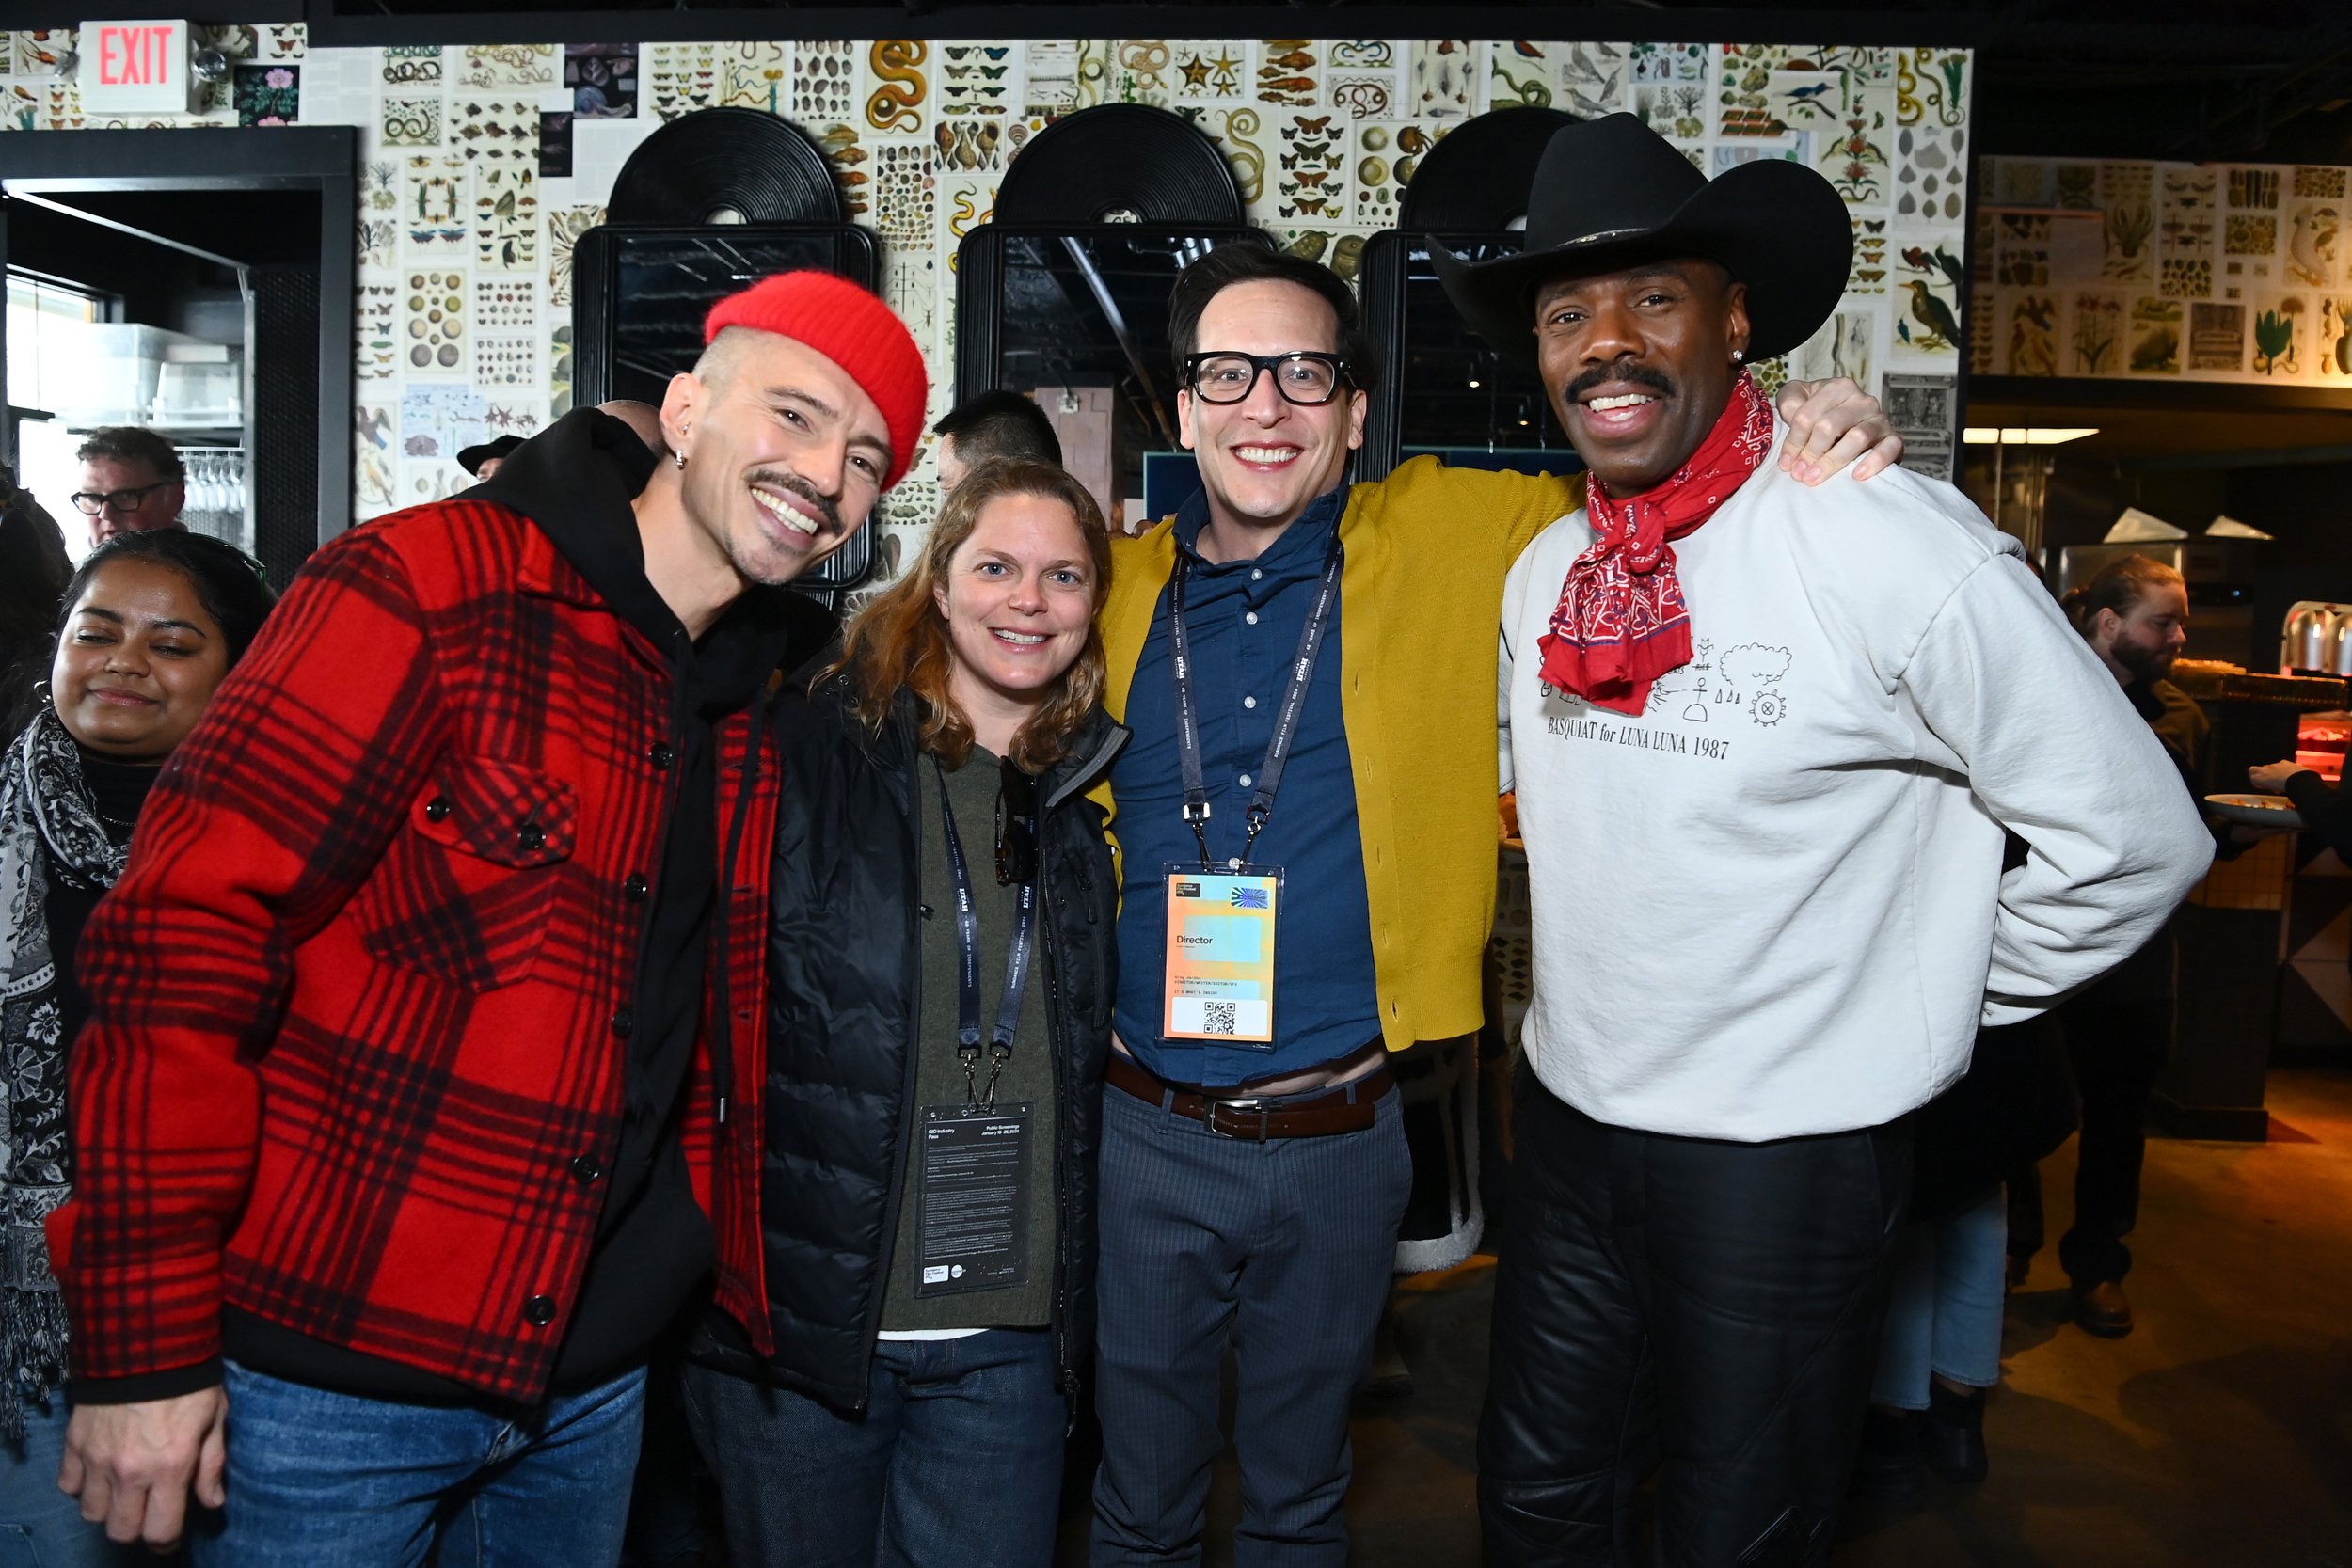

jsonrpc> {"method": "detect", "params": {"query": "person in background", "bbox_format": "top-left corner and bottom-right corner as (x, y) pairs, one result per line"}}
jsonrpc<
(68, 430), (185, 547)
(48, 271), (925, 1562)
(1856, 997), (2077, 1505)
(596, 401), (673, 461)
(0, 464), (70, 572)
(932, 389), (1064, 491)
(2249, 757), (2352, 857)
(685, 458), (1122, 1568)
(0, 531), (274, 1568)
(0, 470), (73, 739)
(465, 406), (664, 499)
(2016, 554), (2217, 1338)
(456, 434), (525, 483)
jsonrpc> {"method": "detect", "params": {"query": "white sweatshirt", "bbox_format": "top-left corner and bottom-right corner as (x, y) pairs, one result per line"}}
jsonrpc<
(1499, 427), (2214, 1141)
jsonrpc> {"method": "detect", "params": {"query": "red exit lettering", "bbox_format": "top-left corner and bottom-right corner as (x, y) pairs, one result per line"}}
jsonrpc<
(97, 24), (174, 87)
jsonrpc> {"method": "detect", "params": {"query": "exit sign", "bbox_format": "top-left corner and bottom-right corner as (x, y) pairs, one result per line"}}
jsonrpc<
(79, 19), (197, 115)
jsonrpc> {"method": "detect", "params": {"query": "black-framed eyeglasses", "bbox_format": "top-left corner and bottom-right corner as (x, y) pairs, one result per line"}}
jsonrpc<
(1183, 352), (1352, 406)
(67, 481), (173, 516)
(994, 759), (1039, 886)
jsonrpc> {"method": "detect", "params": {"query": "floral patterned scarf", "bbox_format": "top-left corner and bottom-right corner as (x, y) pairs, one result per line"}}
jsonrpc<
(1537, 371), (1776, 716)
(0, 707), (128, 1437)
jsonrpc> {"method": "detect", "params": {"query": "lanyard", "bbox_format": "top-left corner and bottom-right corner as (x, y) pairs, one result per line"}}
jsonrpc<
(1168, 530), (1344, 871)
(935, 756), (1036, 1110)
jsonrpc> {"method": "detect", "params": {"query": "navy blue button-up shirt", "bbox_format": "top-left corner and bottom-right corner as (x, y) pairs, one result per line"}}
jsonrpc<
(1112, 486), (1381, 1085)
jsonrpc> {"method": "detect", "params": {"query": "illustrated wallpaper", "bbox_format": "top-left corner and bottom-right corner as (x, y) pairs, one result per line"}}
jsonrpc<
(1978, 154), (2352, 388)
(4, 27), (1975, 561)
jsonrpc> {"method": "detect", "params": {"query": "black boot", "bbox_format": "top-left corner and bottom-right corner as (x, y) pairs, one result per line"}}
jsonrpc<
(1853, 1406), (1926, 1510)
(2073, 1278), (2134, 1338)
(1920, 1381), (1989, 1483)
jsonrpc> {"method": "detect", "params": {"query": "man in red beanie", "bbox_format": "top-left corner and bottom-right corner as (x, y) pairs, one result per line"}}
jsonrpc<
(51, 271), (925, 1564)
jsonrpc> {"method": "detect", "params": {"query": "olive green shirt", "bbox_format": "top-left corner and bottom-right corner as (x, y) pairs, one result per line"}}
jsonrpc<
(879, 747), (1058, 1333)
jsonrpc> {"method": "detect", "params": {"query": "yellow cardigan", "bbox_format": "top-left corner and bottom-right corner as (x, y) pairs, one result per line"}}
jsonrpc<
(1099, 455), (1583, 1053)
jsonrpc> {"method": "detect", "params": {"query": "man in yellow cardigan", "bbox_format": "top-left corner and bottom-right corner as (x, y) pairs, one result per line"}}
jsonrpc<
(1085, 241), (1899, 1566)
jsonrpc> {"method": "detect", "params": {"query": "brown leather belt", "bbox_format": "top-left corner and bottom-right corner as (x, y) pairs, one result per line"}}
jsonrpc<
(1104, 1049), (1392, 1141)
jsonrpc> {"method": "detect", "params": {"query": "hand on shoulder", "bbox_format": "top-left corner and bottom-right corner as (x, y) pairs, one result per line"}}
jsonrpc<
(1774, 377), (1903, 484)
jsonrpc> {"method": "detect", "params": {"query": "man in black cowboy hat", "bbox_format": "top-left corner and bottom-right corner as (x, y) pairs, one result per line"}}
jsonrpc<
(1448, 115), (2214, 1563)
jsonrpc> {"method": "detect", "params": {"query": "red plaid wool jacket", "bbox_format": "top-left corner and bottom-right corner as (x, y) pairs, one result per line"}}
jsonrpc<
(51, 500), (780, 1402)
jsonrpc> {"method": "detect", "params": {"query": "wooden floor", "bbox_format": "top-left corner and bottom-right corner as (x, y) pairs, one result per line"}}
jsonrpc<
(1045, 1069), (2352, 1566)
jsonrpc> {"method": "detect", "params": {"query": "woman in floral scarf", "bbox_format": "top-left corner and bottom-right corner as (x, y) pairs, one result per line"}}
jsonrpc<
(0, 530), (274, 1564)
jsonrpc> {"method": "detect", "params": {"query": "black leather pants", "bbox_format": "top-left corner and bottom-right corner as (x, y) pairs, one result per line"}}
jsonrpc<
(1479, 1067), (1910, 1567)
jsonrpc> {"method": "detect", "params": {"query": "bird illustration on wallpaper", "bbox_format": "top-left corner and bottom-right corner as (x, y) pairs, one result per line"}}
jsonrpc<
(1896, 243), (1965, 352)
(1900, 280), (1961, 351)
(2008, 295), (2058, 375)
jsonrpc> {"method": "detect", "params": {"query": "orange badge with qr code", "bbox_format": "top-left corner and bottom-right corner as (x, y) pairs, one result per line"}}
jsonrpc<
(1161, 869), (1279, 1044)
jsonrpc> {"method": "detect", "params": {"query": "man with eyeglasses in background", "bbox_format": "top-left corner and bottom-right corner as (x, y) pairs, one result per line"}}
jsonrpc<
(1085, 242), (1903, 1566)
(69, 428), (185, 546)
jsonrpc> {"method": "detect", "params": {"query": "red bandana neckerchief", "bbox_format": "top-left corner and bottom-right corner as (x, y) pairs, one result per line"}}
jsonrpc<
(1537, 371), (1775, 716)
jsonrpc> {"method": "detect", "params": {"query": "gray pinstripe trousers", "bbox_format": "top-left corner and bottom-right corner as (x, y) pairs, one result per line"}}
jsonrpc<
(1089, 1081), (1411, 1566)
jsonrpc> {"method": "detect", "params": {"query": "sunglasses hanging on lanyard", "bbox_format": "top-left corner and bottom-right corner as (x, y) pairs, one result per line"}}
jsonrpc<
(913, 752), (1041, 1298)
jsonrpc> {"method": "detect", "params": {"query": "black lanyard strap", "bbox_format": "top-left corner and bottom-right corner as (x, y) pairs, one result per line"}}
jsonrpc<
(936, 756), (1036, 1110)
(1168, 531), (1343, 870)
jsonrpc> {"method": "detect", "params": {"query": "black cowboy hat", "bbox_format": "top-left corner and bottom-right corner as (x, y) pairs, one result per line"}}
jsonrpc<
(1433, 113), (1851, 368)
(456, 434), (525, 477)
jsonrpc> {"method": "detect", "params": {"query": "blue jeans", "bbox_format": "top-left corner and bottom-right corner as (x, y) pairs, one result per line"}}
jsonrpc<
(0, 1399), (148, 1568)
(1090, 1084), (1410, 1567)
(1871, 1183), (2009, 1409)
(187, 1361), (645, 1568)
(680, 1329), (1064, 1568)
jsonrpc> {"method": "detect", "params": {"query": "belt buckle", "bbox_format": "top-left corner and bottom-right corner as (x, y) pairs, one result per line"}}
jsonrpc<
(1206, 1097), (1270, 1140)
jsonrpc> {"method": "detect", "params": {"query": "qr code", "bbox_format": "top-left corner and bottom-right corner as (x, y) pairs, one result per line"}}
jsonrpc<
(1202, 1002), (1238, 1035)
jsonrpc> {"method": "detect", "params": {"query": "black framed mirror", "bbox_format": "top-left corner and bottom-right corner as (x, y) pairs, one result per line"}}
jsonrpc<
(569, 108), (877, 604)
(1358, 230), (1576, 484)
(1358, 107), (1582, 486)
(570, 223), (880, 601)
(571, 225), (878, 410)
(953, 224), (1269, 527)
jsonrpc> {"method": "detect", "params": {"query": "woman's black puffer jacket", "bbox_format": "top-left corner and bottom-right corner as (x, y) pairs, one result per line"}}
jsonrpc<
(692, 675), (1125, 1413)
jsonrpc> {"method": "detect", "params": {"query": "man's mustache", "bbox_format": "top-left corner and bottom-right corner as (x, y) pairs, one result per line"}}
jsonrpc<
(748, 469), (843, 533)
(1560, 360), (1677, 404)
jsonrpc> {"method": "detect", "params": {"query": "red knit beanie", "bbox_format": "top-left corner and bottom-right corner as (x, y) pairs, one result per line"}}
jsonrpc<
(702, 270), (930, 491)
